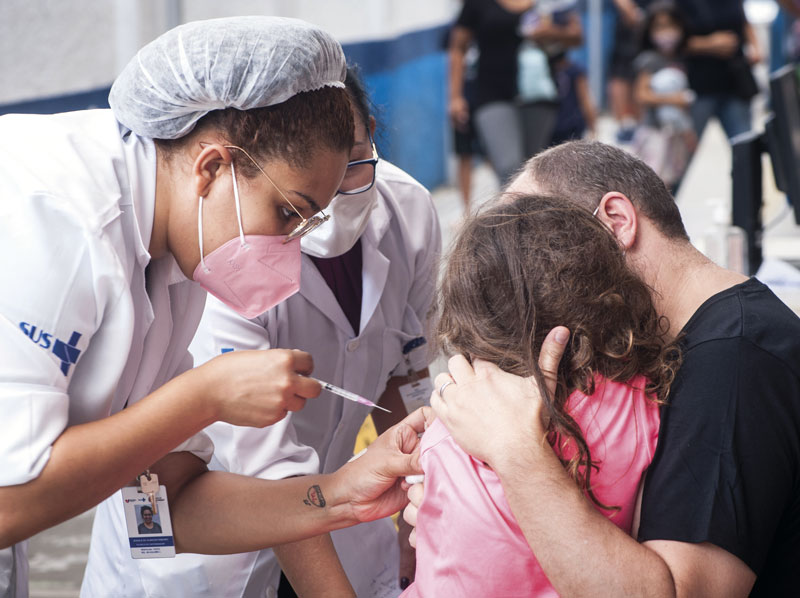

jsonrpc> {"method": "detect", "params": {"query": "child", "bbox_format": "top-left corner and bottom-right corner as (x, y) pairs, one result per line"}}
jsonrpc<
(401, 195), (681, 597)
(631, 2), (696, 190)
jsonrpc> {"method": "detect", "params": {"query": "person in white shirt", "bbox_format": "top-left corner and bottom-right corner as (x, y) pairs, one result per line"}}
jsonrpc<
(106, 66), (441, 598)
(0, 17), (425, 598)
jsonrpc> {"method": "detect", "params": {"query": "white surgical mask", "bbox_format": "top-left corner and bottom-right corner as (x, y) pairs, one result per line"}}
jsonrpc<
(652, 29), (681, 53)
(300, 184), (379, 258)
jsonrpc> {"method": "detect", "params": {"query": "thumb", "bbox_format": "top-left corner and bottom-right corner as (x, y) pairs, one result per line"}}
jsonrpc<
(386, 424), (423, 477)
(538, 326), (569, 397)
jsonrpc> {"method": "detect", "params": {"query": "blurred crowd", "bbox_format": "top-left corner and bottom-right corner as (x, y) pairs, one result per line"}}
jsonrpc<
(447, 0), (800, 207)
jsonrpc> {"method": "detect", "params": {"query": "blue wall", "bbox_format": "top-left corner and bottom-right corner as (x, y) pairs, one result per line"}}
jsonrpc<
(344, 25), (450, 190)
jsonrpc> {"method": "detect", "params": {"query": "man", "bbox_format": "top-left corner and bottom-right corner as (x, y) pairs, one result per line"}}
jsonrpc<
(675, 0), (761, 140)
(407, 140), (800, 596)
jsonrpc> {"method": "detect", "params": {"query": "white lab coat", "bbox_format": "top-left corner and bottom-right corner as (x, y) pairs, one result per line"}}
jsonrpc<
(97, 161), (442, 598)
(0, 109), (212, 598)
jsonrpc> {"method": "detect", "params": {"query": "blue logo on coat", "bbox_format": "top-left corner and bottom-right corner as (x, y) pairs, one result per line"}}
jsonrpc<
(19, 322), (82, 376)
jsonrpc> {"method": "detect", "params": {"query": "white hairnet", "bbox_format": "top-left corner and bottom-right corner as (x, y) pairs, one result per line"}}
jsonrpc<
(110, 16), (346, 139)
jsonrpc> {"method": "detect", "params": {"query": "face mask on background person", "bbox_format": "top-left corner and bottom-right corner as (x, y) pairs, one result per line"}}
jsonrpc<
(652, 29), (681, 53)
(193, 161), (302, 319)
(301, 131), (379, 258)
(300, 184), (379, 258)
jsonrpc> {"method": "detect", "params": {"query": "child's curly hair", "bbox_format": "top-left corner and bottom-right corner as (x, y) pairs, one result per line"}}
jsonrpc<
(436, 194), (682, 509)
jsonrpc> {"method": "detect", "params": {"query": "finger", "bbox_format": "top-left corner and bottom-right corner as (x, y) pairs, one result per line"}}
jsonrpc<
(397, 407), (429, 437)
(447, 354), (475, 383)
(395, 423), (424, 459)
(538, 326), (569, 396)
(408, 481), (424, 508)
(290, 349), (314, 376)
(430, 389), (449, 421)
(421, 405), (436, 429)
(408, 527), (417, 549)
(471, 358), (502, 376)
(284, 396), (307, 413)
(403, 501), (418, 528)
(433, 372), (453, 397)
(291, 374), (321, 399)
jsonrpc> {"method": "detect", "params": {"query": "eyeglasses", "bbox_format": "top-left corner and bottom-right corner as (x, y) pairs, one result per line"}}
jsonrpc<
(338, 130), (379, 196)
(224, 145), (330, 243)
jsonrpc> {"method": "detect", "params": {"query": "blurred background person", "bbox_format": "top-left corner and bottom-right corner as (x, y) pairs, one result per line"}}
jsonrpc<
(444, 25), (484, 212)
(549, 49), (597, 145)
(631, 1), (697, 192)
(775, 0), (800, 66)
(675, 0), (763, 142)
(608, 0), (652, 144)
(449, 0), (581, 187)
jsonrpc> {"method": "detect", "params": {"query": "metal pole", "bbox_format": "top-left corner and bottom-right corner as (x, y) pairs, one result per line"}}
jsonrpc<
(165, 0), (182, 30)
(587, 0), (604, 109)
(114, 0), (140, 76)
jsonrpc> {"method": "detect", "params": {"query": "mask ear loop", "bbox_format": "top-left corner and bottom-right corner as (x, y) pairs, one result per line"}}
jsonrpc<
(198, 195), (209, 273)
(197, 160), (248, 274)
(230, 160), (248, 249)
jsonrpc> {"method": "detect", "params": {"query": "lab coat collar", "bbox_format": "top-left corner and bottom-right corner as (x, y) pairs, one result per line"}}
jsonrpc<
(297, 193), (393, 337)
(118, 126), (157, 270)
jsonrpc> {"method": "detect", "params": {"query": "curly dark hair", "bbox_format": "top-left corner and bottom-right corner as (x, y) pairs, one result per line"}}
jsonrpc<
(155, 85), (354, 176)
(437, 194), (681, 509)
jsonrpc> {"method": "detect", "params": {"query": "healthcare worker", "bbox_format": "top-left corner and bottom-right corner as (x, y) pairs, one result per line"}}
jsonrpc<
(0, 17), (426, 598)
(88, 66), (442, 598)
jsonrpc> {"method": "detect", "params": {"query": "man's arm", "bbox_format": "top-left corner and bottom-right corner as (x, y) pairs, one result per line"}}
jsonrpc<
(449, 26), (473, 128)
(686, 31), (739, 59)
(429, 328), (756, 597)
(528, 12), (583, 49)
(612, 0), (644, 28)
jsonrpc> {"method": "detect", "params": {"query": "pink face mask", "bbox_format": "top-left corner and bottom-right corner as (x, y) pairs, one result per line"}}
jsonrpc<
(192, 161), (301, 319)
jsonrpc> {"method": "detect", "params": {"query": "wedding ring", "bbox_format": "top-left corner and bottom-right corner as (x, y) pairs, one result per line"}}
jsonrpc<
(438, 380), (454, 397)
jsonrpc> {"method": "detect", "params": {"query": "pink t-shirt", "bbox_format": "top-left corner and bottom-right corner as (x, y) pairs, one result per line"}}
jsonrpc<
(402, 374), (660, 598)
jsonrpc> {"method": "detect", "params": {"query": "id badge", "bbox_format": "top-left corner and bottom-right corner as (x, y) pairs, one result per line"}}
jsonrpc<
(121, 485), (176, 559)
(398, 376), (434, 414)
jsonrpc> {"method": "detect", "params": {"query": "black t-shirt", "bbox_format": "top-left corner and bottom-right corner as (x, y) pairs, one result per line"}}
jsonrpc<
(674, 0), (747, 95)
(638, 278), (800, 596)
(456, 0), (524, 107)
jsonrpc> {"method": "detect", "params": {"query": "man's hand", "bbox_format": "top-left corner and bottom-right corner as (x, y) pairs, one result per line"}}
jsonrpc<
(431, 326), (569, 469)
(690, 31), (739, 59)
(449, 96), (470, 129)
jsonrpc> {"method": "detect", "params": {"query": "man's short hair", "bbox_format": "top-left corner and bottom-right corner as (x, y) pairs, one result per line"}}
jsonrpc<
(525, 140), (689, 240)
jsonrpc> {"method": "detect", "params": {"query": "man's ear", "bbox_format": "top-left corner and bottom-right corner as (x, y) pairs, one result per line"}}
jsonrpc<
(595, 191), (638, 251)
(368, 115), (376, 139)
(193, 143), (233, 198)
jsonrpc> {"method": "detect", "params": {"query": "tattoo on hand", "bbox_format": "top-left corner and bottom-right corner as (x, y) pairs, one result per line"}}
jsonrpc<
(303, 484), (326, 508)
